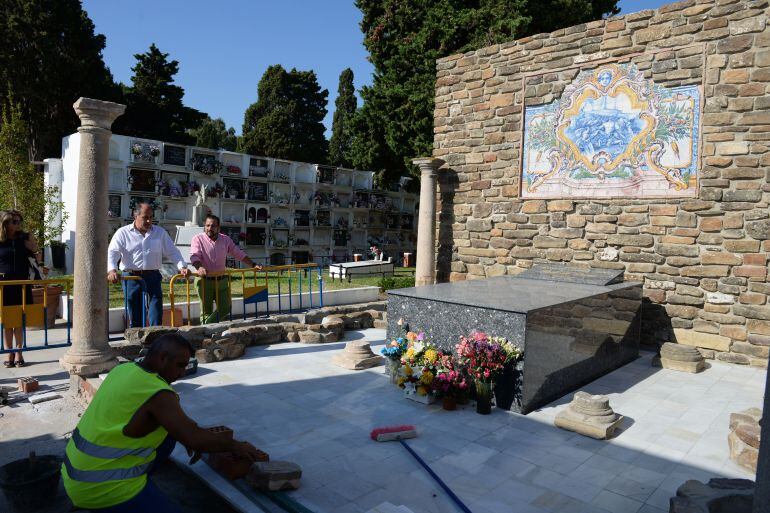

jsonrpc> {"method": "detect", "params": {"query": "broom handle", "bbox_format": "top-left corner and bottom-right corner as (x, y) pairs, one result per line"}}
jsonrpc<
(399, 440), (473, 513)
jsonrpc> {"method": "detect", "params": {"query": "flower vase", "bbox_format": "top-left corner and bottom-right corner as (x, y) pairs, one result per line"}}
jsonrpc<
(442, 396), (457, 411)
(493, 360), (519, 411)
(475, 380), (493, 415)
(387, 359), (400, 385)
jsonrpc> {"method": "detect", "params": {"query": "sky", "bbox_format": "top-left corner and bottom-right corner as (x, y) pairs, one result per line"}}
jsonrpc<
(82, 0), (672, 138)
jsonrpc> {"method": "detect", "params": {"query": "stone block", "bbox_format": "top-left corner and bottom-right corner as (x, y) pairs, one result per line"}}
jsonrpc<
(124, 326), (178, 345)
(246, 461), (302, 492)
(176, 326), (209, 349)
(195, 346), (224, 363)
(298, 330), (325, 344)
(554, 391), (623, 439)
(660, 342), (705, 373)
(332, 341), (383, 370)
(673, 329), (731, 352)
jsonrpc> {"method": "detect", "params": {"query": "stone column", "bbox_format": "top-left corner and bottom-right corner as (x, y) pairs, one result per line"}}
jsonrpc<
(412, 158), (444, 287)
(754, 363), (770, 513)
(60, 98), (125, 376)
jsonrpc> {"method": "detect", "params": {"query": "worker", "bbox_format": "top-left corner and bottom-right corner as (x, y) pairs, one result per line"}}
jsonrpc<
(62, 334), (260, 512)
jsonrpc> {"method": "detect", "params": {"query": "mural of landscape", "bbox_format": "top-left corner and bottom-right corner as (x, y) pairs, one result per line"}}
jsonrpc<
(522, 63), (700, 199)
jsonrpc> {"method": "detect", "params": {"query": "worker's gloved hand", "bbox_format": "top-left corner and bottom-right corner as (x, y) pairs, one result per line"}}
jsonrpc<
(232, 440), (261, 462)
(186, 445), (202, 465)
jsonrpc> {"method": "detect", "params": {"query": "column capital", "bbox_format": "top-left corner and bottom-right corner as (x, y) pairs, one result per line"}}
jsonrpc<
(73, 97), (126, 131)
(412, 157), (445, 174)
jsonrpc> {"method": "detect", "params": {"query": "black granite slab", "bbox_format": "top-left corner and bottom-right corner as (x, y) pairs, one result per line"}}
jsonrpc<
(387, 275), (633, 314)
(516, 263), (625, 286)
(386, 267), (642, 414)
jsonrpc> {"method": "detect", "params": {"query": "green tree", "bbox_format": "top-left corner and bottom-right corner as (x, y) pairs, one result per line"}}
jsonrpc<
(240, 65), (328, 163)
(0, 0), (121, 160)
(0, 103), (66, 247)
(191, 116), (238, 151)
(328, 68), (357, 167)
(352, 0), (619, 184)
(115, 44), (206, 144)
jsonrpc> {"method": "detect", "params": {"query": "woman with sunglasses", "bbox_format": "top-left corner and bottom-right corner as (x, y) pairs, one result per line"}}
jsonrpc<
(0, 210), (43, 367)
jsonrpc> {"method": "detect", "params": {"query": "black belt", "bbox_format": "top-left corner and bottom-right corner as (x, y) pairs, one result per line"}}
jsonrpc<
(203, 275), (228, 281)
(126, 270), (160, 275)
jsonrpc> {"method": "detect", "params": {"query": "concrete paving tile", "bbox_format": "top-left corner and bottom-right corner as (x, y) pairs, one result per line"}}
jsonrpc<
(637, 505), (667, 513)
(591, 490), (643, 513)
(645, 486), (675, 511)
(165, 328), (767, 513)
(531, 490), (589, 513)
(605, 475), (657, 502)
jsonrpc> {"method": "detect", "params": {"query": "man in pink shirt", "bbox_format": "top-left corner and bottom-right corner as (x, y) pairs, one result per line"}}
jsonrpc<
(189, 214), (260, 324)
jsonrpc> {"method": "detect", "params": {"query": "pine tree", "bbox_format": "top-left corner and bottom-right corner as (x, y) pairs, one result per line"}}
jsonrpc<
(191, 117), (238, 151)
(328, 68), (357, 167)
(115, 44), (206, 144)
(0, 0), (120, 160)
(351, 0), (620, 184)
(240, 65), (328, 163)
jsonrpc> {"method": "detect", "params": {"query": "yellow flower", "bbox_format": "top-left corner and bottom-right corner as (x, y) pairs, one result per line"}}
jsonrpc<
(405, 347), (415, 359)
(424, 349), (438, 364)
(420, 372), (434, 385)
(404, 364), (413, 376)
(397, 377), (406, 387)
(416, 385), (428, 396)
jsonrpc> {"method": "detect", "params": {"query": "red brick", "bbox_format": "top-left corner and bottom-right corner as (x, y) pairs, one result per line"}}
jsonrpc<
(18, 377), (39, 394)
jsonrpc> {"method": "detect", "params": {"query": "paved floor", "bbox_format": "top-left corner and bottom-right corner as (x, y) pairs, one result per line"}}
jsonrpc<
(172, 328), (766, 513)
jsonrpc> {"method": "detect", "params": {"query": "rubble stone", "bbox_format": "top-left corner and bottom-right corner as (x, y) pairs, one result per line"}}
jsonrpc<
(669, 478), (754, 513)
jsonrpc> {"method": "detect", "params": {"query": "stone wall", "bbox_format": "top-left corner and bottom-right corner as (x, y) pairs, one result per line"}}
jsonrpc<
(432, 0), (770, 365)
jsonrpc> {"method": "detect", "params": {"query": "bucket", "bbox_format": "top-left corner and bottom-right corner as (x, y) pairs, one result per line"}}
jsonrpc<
(0, 452), (62, 513)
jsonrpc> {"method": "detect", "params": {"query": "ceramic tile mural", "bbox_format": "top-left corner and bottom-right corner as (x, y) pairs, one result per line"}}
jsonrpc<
(522, 63), (700, 199)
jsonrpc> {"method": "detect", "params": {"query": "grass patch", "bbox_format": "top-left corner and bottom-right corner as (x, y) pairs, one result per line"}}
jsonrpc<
(57, 267), (415, 307)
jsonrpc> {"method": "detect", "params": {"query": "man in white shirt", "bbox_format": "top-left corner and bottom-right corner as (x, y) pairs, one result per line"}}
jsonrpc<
(107, 203), (189, 327)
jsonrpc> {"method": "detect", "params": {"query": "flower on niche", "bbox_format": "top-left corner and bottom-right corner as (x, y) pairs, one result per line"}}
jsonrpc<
(424, 349), (438, 365)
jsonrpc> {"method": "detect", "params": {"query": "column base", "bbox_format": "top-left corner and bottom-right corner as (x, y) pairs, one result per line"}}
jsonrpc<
(415, 277), (434, 287)
(60, 349), (118, 377)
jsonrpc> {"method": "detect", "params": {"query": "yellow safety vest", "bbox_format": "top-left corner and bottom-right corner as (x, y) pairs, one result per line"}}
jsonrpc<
(62, 362), (176, 509)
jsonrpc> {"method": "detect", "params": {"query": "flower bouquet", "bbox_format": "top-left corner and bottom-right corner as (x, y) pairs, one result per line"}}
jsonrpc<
(400, 330), (439, 405)
(455, 332), (507, 414)
(432, 352), (470, 410)
(380, 330), (408, 384)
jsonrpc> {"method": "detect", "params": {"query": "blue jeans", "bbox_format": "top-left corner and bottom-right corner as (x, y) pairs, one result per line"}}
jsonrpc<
(94, 436), (180, 513)
(124, 271), (163, 327)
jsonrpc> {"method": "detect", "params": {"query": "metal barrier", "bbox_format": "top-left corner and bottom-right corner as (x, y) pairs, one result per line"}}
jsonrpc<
(0, 277), (72, 355)
(168, 264), (324, 326)
(108, 275), (147, 341)
(0, 276), (146, 354)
